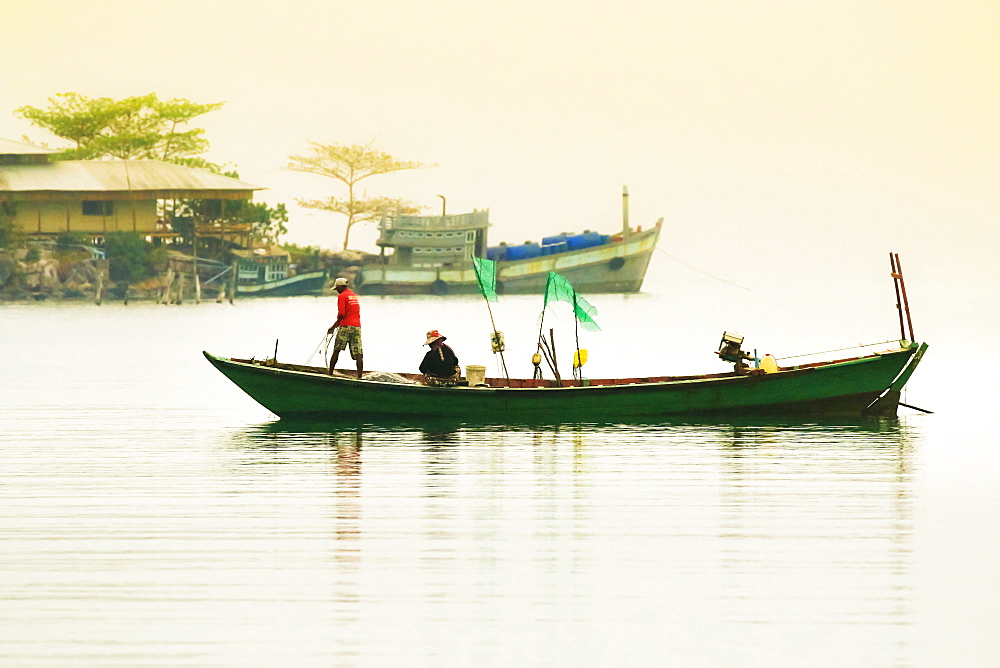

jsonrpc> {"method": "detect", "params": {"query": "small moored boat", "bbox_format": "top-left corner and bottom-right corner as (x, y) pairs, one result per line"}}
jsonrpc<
(231, 247), (327, 297)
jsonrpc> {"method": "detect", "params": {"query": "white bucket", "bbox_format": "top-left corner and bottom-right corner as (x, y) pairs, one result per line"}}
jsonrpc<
(466, 364), (487, 386)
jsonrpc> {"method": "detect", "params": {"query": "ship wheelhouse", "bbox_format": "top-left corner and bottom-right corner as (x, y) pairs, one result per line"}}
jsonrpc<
(375, 209), (489, 268)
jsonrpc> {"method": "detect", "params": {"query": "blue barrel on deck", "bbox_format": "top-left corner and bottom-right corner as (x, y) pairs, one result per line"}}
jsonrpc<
(486, 246), (507, 261)
(541, 233), (569, 256)
(541, 240), (569, 255)
(566, 231), (601, 250)
(505, 242), (542, 261)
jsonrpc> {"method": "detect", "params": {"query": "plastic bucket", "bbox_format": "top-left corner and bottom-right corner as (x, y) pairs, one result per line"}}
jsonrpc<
(466, 365), (487, 386)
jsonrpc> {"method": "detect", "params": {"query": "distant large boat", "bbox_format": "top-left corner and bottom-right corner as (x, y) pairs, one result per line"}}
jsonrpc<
(356, 189), (661, 296)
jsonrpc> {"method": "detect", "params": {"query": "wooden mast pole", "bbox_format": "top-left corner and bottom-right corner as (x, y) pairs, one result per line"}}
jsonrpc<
(621, 185), (630, 240)
(893, 252), (915, 342)
(889, 253), (905, 341)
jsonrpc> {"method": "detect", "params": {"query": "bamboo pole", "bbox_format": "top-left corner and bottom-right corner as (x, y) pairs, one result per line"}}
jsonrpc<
(889, 253), (905, 341)
(483, 299), (510, 385)
(894, 253), (915, 341)
(537, 334), (560, 383)
(572, 294), (581, 382)
(548, 328), (562, 385)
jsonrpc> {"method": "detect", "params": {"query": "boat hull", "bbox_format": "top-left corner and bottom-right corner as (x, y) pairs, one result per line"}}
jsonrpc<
(204, 343), (926, 423)
(357, 225), (660, 296)
(236, 271), (327, 297)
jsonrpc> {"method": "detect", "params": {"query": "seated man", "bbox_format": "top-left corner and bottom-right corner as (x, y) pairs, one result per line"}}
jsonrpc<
(420, 329), (460, 386)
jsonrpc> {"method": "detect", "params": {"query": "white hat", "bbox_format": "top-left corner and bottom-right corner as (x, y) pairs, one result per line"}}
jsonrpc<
(334, 277), (348, 287)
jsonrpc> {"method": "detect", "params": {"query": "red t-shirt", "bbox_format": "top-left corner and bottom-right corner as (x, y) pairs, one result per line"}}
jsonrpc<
(336, 288), (361, 327)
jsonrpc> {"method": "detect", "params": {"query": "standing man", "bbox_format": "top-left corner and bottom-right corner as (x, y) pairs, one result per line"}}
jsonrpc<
(328, 277), (363, 379)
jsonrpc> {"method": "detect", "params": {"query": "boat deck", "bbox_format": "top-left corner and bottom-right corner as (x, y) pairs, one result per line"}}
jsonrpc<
(240, 348), (898, 389)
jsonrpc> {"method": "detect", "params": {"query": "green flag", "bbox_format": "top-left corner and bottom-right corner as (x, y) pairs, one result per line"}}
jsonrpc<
(543, 271), (600, 331)
(472, 257), (499, 302)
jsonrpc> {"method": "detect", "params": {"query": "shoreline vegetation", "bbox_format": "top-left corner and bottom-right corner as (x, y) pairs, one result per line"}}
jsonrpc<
(0, 245), (375, 304)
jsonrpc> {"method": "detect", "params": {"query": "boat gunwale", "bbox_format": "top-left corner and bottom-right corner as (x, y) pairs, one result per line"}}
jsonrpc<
(206, 345), (915, 393)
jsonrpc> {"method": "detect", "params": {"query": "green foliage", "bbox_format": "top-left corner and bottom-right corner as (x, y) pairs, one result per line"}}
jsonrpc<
(288, 141), (430, 250)
(24, 247), (41, 263)
(0, 201), (20, 248)
(104, 231), (157, 284)
(229, 200), (288, 244)
(56, 230), (92, 248)
(280, 242), (322, 270)
(17, 92), (224, 167)
(295, 194), (420, 247)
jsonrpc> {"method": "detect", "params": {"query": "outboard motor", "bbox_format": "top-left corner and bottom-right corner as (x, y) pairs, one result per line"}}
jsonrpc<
(717, 331), (755, 373)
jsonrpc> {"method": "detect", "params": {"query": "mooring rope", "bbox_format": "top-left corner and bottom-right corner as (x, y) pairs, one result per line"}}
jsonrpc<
(655, 246), (751, 291)
(776, 340), (902, 361)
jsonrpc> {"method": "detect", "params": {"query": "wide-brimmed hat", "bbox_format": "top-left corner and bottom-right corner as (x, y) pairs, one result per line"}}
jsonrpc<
(424, 329), (445, 345)
(334, 277), (348, 287)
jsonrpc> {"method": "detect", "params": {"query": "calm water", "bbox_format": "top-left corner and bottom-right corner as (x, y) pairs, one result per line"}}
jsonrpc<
(2, 275), (998, 665)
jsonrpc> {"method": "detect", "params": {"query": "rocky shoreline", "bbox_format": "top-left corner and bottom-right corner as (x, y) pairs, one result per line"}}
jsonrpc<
(0, 248), (376, 304)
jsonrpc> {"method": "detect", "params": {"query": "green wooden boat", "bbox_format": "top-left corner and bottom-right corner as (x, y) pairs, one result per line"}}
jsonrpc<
(204, 341), (927, 422)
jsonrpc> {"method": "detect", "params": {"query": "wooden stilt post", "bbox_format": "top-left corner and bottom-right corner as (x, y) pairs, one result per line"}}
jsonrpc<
(229, 261), (237, 304)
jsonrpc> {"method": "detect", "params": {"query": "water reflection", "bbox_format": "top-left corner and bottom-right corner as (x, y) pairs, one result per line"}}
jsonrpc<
(712, 419), (918, 661)
(204, 417), (923, 663)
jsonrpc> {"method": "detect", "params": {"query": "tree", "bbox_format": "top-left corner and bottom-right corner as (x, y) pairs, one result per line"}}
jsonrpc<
(288, 141), (429, 250)
(165, 170), (289, 254)
(0, 202), (19, 248)
(17, 92), (223, 169)
(104, 231), (165, 284)
(20, 93), (291, 254)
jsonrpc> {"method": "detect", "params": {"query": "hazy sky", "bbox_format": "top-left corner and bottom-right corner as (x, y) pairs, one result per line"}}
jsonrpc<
(2, 0), (997, 284)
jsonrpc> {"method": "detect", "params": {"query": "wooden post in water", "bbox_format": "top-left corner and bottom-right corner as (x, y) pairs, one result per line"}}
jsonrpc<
(192, 224), (200, 304)
(95, 272), (103, 306)
(160, 268), (174, 305)
(229, 261), (237, 304)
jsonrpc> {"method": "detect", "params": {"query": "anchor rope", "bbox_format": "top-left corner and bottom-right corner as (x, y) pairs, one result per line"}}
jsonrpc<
(776, 339), (902, 361)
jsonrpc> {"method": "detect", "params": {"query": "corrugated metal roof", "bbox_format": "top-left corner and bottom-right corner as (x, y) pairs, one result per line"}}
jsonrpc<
(0, 159), (262, 193)
(0, 138), (57, 155)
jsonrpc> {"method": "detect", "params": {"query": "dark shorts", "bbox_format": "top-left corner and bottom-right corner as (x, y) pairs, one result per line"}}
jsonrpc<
(333, 326), (363, 358)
